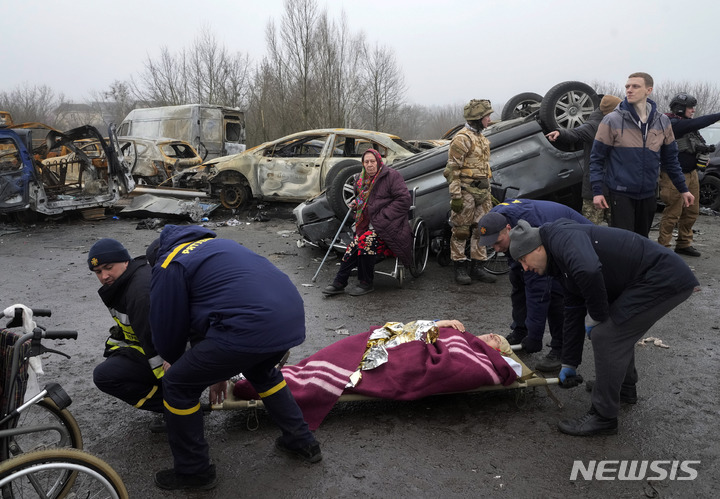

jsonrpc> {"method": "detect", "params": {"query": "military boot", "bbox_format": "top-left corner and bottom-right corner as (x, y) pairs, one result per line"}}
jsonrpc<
(453, 260), (472, 285)
(470, 260), (497, 283)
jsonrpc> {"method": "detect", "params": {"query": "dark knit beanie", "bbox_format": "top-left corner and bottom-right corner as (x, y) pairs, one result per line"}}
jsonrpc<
(509, 220), (542, 260)
(88, 238), (131, 270)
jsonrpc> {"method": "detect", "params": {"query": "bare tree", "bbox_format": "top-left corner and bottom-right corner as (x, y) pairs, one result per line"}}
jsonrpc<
(313, 11), (365, 127)
(0, 83), (59, 125)
(357, 43), (407, 132)
(132, 26), (251, 109)
(280, 0), (319, 130)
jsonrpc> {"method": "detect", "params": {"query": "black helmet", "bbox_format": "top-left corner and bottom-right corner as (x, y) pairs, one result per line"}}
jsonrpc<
(670, 93), (697, 116)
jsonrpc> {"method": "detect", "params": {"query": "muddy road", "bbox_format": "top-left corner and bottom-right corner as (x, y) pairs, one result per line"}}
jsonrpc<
(1, 204), (718, 498)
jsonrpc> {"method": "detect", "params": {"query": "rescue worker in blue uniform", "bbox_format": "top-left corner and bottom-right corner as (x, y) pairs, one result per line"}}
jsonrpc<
(476, 200), (591, 374)
(89, 238), (164, 416)
(146, 225), (320, 491)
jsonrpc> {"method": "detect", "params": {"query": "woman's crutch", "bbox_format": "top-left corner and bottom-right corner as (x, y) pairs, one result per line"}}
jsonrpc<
(311, 206), (353, 282)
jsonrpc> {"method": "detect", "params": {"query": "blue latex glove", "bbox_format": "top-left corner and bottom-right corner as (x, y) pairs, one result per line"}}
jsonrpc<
(559, 367), (576, 383)
(585, 314), (600, 340)
(585, 325), (595, 339)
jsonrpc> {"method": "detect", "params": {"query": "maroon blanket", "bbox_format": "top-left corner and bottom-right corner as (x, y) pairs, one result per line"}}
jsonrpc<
(233, 327), (517, 430)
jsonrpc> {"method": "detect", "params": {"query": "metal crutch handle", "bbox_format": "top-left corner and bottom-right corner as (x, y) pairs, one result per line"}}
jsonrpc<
(311, 205), (354, 282)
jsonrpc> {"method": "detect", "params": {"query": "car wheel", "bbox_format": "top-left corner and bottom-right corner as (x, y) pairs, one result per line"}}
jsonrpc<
(501, 92), (543, 121)
(699, 175), (720, 211)
(539, 81), (599, 134)
(327, 162), (362, 218)
(219, 183), (252, 209)
(326, 159), (363, 189)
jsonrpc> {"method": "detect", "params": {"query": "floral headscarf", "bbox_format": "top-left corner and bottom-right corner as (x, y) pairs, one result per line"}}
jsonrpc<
(354, 149), (384, 228)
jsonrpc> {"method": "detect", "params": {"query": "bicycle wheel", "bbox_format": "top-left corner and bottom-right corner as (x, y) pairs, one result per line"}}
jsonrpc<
(10, 399), (83, 455)
(483, 247), (510, 275)
(0, 448), (128, 499)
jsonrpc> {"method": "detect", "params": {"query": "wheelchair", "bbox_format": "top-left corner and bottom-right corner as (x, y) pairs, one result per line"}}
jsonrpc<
(322, 187), (429, 288)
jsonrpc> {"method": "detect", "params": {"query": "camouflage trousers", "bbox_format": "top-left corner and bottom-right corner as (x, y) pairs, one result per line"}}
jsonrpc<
(581, 199), (610, 225)
(450, 190), (492, 261)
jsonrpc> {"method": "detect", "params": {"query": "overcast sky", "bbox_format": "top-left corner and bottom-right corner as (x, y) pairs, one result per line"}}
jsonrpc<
(2, 0), (718, 110)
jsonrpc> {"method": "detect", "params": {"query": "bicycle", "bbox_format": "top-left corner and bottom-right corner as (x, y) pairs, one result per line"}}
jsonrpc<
(0, 304), (128, 498)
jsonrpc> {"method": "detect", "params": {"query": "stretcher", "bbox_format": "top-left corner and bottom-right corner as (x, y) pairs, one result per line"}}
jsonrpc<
(210, 329), (562, 429)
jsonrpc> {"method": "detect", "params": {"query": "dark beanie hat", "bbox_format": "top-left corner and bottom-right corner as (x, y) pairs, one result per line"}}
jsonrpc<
(508, 220), (542, 260)
(88, 238), (131, 270)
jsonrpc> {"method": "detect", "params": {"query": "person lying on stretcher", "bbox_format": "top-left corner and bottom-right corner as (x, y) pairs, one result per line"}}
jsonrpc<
(225, 319), (524, 430)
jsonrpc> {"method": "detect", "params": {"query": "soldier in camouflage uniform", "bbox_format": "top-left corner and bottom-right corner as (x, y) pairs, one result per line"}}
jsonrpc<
(443, 99), (497, 285)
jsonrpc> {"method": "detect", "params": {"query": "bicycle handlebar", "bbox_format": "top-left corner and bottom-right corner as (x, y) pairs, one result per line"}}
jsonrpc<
(32, 308), (52, 317)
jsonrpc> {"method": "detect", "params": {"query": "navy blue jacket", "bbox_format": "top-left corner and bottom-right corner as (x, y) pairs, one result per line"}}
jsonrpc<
(540, 220), (698, 329)
(148, 225), (306, 364)
(491, 199), (591, 341)
(492, 199), (590, 231)
(590, 98), (687, 199)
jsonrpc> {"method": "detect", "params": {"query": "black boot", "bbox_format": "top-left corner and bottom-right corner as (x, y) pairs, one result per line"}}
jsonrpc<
(453, 260), (472, 285)
(469, 260), (497, 283)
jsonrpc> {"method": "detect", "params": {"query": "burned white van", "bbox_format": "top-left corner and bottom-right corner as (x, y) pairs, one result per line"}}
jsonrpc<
(118, 104), (245, 161)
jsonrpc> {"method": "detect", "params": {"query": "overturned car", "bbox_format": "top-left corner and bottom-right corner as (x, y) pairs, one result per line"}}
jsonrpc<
(294, 81), (600, 257)
(0, 123), (134, 220)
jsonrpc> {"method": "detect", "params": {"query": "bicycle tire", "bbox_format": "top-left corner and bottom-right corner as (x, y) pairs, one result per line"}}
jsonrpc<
(10, 399), (83, 455)
(0, 448), (128, 499)
(483, 247), (510, 275)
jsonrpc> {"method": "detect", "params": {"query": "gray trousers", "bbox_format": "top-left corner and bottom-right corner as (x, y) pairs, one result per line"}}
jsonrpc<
(590, 287), (694, 418)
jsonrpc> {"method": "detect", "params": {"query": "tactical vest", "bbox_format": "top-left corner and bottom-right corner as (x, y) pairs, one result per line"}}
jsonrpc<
(105, 308), (164, 379)
(676, 130), (705, 155)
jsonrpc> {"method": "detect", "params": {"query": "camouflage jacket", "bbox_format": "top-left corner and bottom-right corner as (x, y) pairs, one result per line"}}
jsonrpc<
(443, 125), (492, 199)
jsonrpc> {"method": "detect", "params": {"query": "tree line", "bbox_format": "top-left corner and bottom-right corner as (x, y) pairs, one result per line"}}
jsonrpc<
(2, 0), (719, 147)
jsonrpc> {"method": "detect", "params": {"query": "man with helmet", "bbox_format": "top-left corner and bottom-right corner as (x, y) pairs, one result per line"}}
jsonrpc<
(443, 99), (497, 285)
(658, 93), (720, 256)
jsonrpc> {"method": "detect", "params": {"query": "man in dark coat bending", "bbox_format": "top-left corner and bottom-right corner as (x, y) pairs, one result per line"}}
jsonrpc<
(508, 219), (698, 436)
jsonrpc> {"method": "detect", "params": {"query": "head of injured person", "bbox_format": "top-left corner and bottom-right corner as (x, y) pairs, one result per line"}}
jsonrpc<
(477, 212), (511, 252)
(509, 220), (547, 275)
(478, 333), (512, 355)
(463, 99), (494, 130)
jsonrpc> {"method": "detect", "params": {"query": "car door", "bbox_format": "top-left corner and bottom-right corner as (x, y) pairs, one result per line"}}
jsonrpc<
(256, 133), (331, 201)
(0, 132), (33, 212)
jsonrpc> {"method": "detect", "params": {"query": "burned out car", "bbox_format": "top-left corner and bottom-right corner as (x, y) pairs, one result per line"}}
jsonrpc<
(179, 128), (419, 209)
(119, 136), (202, 187)
(294, 81), (600, 253)
(0, 123), (134, 220)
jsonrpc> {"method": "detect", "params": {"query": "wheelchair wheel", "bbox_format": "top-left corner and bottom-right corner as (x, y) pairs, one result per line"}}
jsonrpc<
(410, 218), (429, 278)
(11, 399), (83, 455)
(0, 448), (128, 498)
(483, 247), (510, 275)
